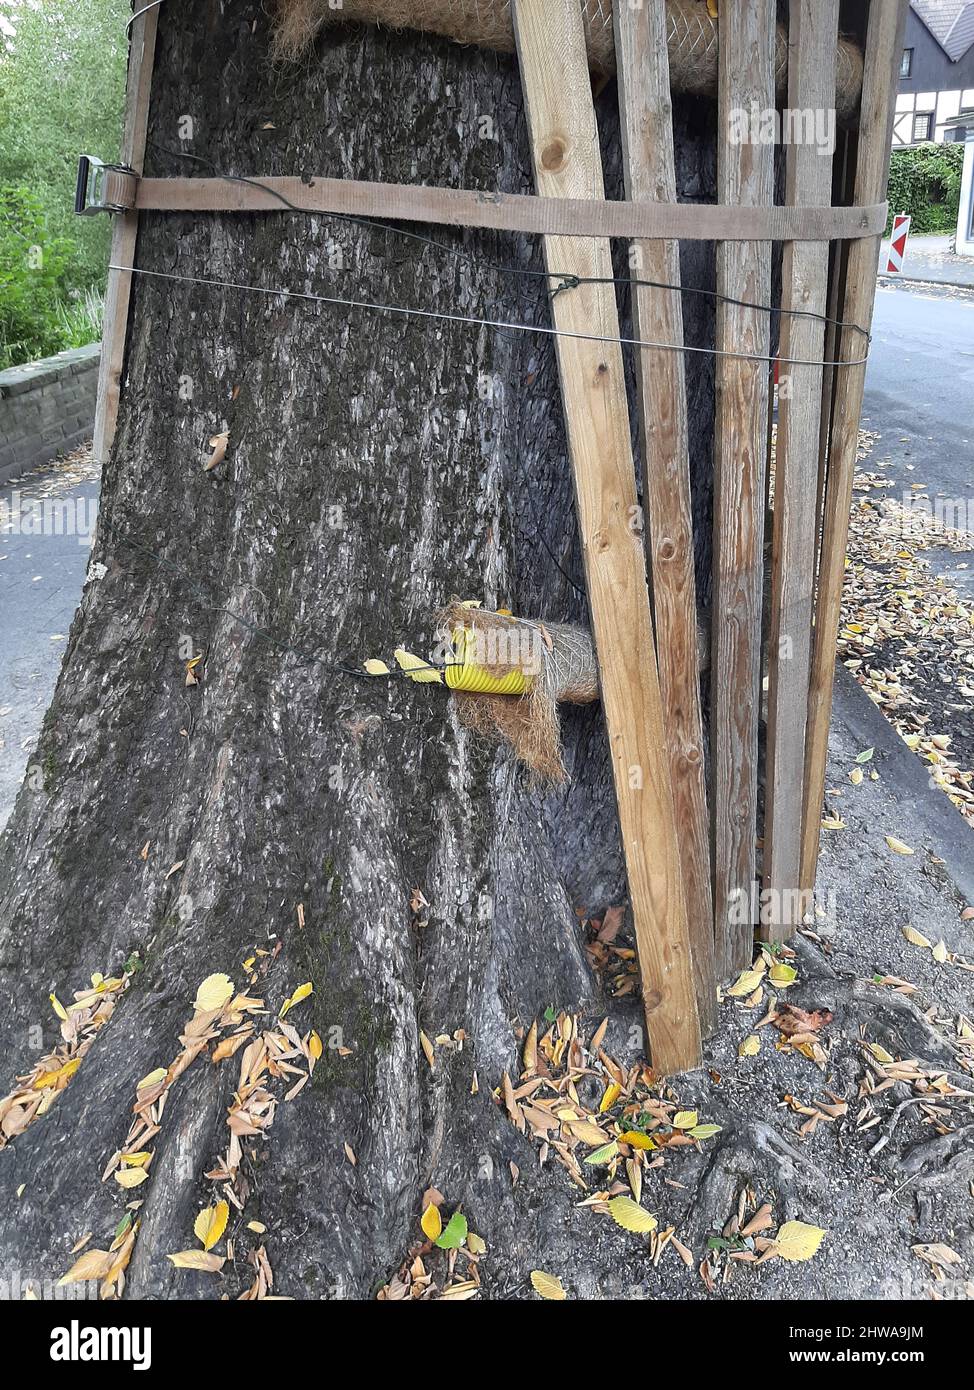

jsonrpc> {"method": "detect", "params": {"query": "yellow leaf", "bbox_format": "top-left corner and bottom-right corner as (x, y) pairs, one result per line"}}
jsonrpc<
(363, 659), (390, 676)
(728, 969), (764, 998)
(50, 992), (68, 1021)
(821, 816), (846, 831)
(308, 1030), (323, 1060)
(420, 1030), (435, 1070)
(167, 1249), (225, 1272)
(902, 925), (932, 949)
(421, 1203), (442, 1241)
(136, 1067), (167, 1091)
(775, 1220), (826, 1262)
(114, 1168), (148, 1189)
(530, 1269), (567, 1300)
(247, 1221), (266, 1234)
(58, 1249), (113, 1285)
(607, 1196), (657, 1234)
(467, 1233), (487, 1255)
(672, 1110), (698, 1129)
(599, 1082), (622, 1113)
(393, 648), (443, 684)
(706, 0), (718, 20)
(932, 939), (949, 964)
(848, 767), (864, 785)
(618, 1130), (656, 1151)
(868, 1042), (895, 1064)
(739, 1034), (761, 1057)
(120, 1151), (152, 1167)
(194, 973), (234, 1013)
(885, 835), (914, 856)
(280, 981), (313, 1019)
(194, 1200), (229, 1251)
(769, 963), (797, 987)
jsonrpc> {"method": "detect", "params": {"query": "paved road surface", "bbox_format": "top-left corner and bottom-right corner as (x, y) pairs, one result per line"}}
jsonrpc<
(0, 458), (98, 830)
(862, 278), (974, 600)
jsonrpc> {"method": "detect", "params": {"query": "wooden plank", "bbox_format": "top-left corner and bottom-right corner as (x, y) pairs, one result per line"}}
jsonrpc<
(801, 0), (909, 892)
(712, 0), (775, 977)
(613, 0), (715, 1035)
(131, 175), (887, 241)
(92, 3), (159, 464)
(762, 0), (840, 939)
(511, 0), (700, 1074)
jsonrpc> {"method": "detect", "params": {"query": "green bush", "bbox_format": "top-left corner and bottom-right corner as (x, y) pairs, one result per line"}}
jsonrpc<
(886, 142), (965, 235)
(0, 185), (78, 369)
(0, 0), (126, 366)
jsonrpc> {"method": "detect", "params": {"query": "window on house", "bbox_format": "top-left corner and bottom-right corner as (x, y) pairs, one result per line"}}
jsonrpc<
(901, 48), (913, 77)
(913, 112), (934, 141)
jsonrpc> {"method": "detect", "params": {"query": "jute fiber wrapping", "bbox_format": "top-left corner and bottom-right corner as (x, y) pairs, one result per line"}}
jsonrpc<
(438, 602), (598, 782)
(273, 0), (864, 118)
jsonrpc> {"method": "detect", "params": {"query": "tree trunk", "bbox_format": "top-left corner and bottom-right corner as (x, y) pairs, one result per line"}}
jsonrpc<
(0, 1), (719, 1298)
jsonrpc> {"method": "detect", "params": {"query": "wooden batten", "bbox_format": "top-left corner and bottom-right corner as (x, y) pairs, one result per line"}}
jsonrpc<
(801, 0), (910, 892)
(762, 0), (840, 939)
(92, 4), (159, 465)
(512, 0), (701, 1074)
(712, 0), (776, 976)
(613, 0), (716, 1036)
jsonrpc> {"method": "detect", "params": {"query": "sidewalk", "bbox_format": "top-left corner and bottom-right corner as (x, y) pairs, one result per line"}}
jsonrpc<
(878, 232), (974, 289)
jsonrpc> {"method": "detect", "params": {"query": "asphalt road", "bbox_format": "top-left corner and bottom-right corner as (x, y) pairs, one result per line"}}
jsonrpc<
(0, 280), (972, 829)
(861, 277), (974, 601)
(0, 460), (98, 830)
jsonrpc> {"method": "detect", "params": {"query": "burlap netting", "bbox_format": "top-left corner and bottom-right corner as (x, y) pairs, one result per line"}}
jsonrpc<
(438, 602), (597, 782)
(273, 0), (864, 119)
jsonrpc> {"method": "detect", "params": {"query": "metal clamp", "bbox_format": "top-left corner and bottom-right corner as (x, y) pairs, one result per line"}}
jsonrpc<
(74, 156), (137, 216)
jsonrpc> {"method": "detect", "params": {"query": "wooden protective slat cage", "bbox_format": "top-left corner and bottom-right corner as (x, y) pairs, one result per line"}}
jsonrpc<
(95, 0), (907, 1075)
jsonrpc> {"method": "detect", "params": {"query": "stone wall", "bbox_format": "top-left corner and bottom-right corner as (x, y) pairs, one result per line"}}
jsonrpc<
(0, 344), (99, 488)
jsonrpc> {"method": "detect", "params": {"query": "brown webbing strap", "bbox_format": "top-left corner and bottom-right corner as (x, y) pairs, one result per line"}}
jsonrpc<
(109, 172), (886, 242)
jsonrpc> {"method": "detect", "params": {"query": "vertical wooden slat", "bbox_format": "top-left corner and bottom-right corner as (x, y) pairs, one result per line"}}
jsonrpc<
(92, 3), (159, 464)
(763, 0), (839, 938)
(800, 0), (910, 892)
(511, 0), (700, 1074)
(613, 0), (716, 1035)
(712, 0), (775, 976)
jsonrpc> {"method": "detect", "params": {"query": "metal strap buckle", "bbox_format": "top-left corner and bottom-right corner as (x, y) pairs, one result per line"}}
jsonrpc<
(74, 156), (135, 215)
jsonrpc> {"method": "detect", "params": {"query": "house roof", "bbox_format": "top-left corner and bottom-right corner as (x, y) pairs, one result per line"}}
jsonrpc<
(912, 0), (974, 61)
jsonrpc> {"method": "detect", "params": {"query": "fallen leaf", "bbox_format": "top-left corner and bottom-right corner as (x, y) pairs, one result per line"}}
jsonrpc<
(204, 430), (229, 471)
(280, 982), (313, 1018)
(393, 648), (442, 684)
(58, 1249), (113, 1285)
(775, 1220), (826, 1262)
(435, 1211), (468, 1250)
(363, 659), (390, 676)
(607, 1196), (657, 1234)
(530, 1270), (567, 1300)
(167, 1250), (225, 1272)
(421, 1203), (442, 1241)
(885, 835), (915, 856)
(194, 1201), (229, 1251)
(114, 1168), (148, 1189)
(194, 973), (234, 1013)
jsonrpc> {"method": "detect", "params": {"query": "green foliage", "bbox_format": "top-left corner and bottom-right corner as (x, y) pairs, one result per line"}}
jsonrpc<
(885, 142), (965, 235)
(0, 0), (127, 365)
(0, 184), (73, 368)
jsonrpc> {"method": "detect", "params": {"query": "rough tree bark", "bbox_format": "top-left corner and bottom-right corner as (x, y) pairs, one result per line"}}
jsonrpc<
(0, 2), (721, 1298)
